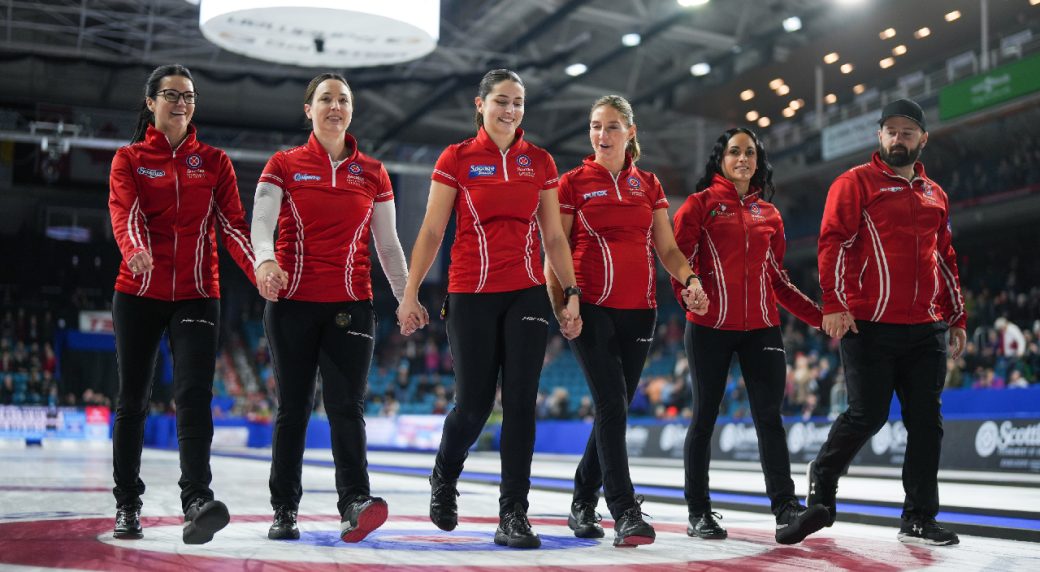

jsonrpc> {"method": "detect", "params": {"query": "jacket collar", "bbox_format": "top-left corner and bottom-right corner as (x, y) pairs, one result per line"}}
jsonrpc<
(144, 124), (198, 154)
(871, 151), (927, 182)
(582, 153), (635, 179)
(711, 172), (761, 202)
(476, 126), (526, 154)
(306, 131), (359, 163)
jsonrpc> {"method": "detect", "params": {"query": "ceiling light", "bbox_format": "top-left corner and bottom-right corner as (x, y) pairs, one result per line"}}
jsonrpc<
(853, 83), (866, 94)
(945, 11), (961, 22)
(1032, 0), (1039, 5)
(565, 63), (587, 77)
(879, 28), (896, 40)
(823, 52), (839, 64)
(782, 17), (802, 32)
(892, 44), (907, 56)
(825, 93), (837, 105)
(746, 110), (760, 121)
(880, 57), (895, 69)
(789, 99), (804, 110)
(677, 0), (710, 7)
(757, 117), (771, 128)
(840, 63), (854, 74)
(914, 27), (931, 39)
(768, 78), (785, 90)
(776, 84), (790, 96)
(690, 62), (711, 76)
(622, 33), (641, 47)
(782, 107), (796, 118)
(740, 89), (755, 101)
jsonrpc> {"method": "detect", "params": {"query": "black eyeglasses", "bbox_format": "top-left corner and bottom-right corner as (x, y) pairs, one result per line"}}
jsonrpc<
(155, 89), (198, 104)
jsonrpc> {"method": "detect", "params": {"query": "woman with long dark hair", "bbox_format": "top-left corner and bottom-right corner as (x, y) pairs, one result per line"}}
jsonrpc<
(108, 63), (259, 543)
(673, 127), (829, 545)
(547, 95), (707, 547)
(396, 69), (581, 549)
(251, 72), (410, 544)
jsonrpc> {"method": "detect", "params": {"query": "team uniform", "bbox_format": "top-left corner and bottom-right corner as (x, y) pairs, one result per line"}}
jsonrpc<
(673, 173), (822, 523)
(429, 126), (558, 517)
(558, 155), (667, 521)
(810, 153), (965, 535)
(108, 124), (255, 521)
(252, 131), (407, 531)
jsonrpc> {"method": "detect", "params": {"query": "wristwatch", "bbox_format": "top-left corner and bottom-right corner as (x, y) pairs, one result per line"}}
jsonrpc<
(563, 285), (582, 303)
(685, 274), (700, 287)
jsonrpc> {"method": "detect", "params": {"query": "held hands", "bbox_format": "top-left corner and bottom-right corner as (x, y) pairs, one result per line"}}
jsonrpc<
(822, 311), (859, 339)
(682, 283), (709, 315)
(256, 260), (288, 302)
(126, 251), (154, 276)
(949, 326), (966, 360)
(556, 296), (582, 340)
(396, 297), (429, 336)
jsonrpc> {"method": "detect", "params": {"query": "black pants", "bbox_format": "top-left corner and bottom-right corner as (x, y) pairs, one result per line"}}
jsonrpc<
(111, 291), (220, 512)
(813, 320), (947, 519)
(684, 323), (796, 515)
(436, 286), (550, 517)
(265, 299), (376, 516)
(570, 304), (656, 519)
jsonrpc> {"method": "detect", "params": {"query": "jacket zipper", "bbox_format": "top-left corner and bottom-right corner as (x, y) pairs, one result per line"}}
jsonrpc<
(610, 170), (623, 201)
(171, 147), (180, 301)
(909, 180), (920, 321)
(740, 195), (750, 330)
(500, 149), (509, 181)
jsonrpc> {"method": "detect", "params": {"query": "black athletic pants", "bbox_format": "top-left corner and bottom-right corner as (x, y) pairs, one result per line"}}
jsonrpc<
(684, 323), (796, 516)
(570, 304), (656, 519)
(812, 320), (948, 519)
(435, 286), (550, 517)
(265, 299), (376, 517)
(111, 291), (220, 512)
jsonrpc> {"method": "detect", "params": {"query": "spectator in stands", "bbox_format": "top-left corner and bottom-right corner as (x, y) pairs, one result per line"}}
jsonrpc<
(995, 317), (1026, 359)
(546, 95), (705, 547)
(250, 72), (410, 544)
(1, 373), (14, 405)
(395, 69), (581, 549)
(107, 64), (257, 545)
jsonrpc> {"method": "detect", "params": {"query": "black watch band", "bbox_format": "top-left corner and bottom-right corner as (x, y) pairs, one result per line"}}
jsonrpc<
(563, 285), (582, 303)
(685, 274), (700, 287)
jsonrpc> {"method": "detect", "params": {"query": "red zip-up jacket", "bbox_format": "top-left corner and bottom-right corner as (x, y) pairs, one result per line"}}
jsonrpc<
(109, 124), (256, 301)
(672, 174), (822, 330)
(818, 153), (966, 328)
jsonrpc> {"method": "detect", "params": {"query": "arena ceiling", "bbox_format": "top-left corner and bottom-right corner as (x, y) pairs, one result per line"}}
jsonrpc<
(1, 0), (1038, 189)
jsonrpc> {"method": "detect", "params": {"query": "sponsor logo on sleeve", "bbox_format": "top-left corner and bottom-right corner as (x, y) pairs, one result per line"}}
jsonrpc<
(879, 185), (905, 193)
(469, 164), (497, 178)
(582, 189), (609, 201)
(293, 173), (321, 182)
(136, 167), (166, 179)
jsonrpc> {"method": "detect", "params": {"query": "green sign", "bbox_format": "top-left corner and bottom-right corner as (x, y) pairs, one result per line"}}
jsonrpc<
(940, 52), (1040, 120)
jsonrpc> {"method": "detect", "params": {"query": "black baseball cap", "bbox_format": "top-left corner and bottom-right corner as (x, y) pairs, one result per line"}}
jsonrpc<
(879, 98), (926, 131)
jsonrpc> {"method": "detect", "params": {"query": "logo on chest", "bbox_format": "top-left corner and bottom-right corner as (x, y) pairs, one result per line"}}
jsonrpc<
(748, 202), (765, 220)
(137, 167), (166, 179)
(583, 190), (609, 201)
(710, 203), (734, 218)
(294, 173), (322, 182)
(185, 154), (207, 179)
(516, 154), (535, 177)
(344, 162), (366, 185)
(469, 164), (497, 178)
(879, 186), (905, 193)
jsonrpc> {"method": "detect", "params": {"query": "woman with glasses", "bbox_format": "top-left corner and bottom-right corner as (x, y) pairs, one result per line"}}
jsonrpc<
(673, 127), (828, 545)
(251, 72), (410, 544)
(396, 69), (581, 549)
(108, 64), (260, 544)
(547, 95), (707, 547)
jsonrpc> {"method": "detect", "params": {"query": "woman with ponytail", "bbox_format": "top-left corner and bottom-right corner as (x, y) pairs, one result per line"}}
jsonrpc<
(108, 64), (260, 544)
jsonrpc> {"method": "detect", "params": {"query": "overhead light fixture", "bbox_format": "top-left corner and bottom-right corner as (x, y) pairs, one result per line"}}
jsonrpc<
(782, 17), (802, 32)
(853, 83), (866, 94)
(880, 57), (895, 68)
(945, 11), (961, 22)
(790, 98), (804, 110)
(622, 33), (641, 47)
(565, 63), (588, 77)
(740, 89), (755, 101)
(757, 116), (771, 128)
(198, 0), (440, 67)
(892, 44), (907, 56)
(782, 107), (796, 118)
(677, 0), (710, 7)
(776, 84), (790, 96)
(914, 27), (931, 39)
(823, 52), (840, 64)
(768, 78), (785, 90)
(879, 28), (896, 40)
(746, 110), (760, 121)
(1031, 0), (1039, 5)
(840, 63), (854, 74)
(690, 62), (711, 76)
(825, 93), (837, 105)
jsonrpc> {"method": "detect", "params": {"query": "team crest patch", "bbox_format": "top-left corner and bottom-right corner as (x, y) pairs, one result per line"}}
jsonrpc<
(186, 154), (203, 169)
(348, 162), (363, 175)
(749, 203), (761, 215)
(515, 154), (535, 177)
(469, 164), (496, 177)
(516, 154), (532, 168)
(627, 176), (641, 189)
